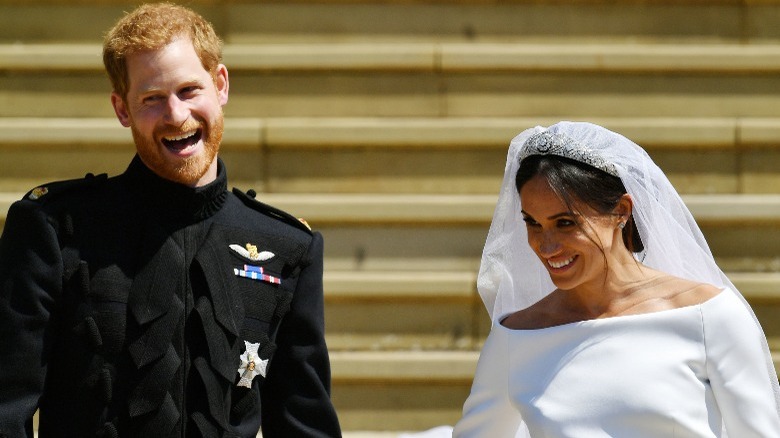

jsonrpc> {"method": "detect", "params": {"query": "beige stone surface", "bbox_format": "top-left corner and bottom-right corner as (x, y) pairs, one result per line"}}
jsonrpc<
(324, 270), (477, 298)
(741, 150), (780, 193)
(441, 43), (780, 72)
(224, 2), (746, 43)
(10, 42), (780, 73)
(333, 382), (468, 431)
(326, 300), (482, 351)
(444, 74), (780, 118)
(6, 43), (780, 120)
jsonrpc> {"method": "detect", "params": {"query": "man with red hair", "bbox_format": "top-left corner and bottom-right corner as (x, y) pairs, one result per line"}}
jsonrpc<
(0, 3), (341, 437)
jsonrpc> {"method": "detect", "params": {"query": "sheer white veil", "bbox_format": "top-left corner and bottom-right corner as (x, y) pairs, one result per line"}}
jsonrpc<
(477, 121), (780, 417)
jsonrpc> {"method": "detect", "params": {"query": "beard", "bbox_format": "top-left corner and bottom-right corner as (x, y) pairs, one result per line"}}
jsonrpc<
(131, 112), (223, 187)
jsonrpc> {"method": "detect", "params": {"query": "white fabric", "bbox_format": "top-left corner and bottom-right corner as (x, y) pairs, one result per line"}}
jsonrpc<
(398, 426), (454, 438)
(454, 290), (780, 437)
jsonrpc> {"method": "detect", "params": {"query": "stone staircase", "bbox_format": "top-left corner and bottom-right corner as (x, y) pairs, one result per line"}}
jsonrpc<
(4, 0), (780, 434)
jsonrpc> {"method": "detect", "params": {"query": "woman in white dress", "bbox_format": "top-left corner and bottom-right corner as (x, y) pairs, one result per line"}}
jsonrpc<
(451, 121), (780, 437)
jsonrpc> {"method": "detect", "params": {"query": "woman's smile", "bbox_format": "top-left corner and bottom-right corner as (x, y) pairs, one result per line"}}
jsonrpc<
(548, 255), (576, 270)
(520, 174), (620, 291)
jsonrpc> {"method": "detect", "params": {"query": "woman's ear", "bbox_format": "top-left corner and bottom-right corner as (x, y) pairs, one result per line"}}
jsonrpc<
(615, 194), (634, 223)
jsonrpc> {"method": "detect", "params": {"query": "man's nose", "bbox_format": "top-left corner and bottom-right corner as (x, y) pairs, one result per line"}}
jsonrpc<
(164, 95), (189, 125)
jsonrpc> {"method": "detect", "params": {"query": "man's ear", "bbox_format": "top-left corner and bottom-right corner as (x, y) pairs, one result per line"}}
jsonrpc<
(215, 64), (229, 106)
(111, 91), (131, 128)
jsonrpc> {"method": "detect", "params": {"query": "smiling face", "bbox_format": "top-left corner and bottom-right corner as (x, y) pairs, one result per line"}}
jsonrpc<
(110, 36), (229, 187)
(519, 174), (623, 292)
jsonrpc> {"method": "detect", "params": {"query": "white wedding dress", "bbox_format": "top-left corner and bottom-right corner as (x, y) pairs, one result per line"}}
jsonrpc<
(451, 290), (780, 437)
(403, 122), (780, 438)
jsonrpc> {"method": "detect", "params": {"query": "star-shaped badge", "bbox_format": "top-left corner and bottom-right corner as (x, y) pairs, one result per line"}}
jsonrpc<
(237, 340), (268, 388)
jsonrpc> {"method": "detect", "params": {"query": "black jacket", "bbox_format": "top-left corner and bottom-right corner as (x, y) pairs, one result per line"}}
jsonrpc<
(0, 156), (341, 437)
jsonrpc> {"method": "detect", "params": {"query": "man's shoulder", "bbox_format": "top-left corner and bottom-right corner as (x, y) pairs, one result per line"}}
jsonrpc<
(20, 173), (110, 206)
(229, 187), (313, 237)
(4, 173), (111, 234)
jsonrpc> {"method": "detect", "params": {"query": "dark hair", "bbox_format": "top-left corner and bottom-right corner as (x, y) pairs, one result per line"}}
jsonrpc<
(515, 154), (644, 253)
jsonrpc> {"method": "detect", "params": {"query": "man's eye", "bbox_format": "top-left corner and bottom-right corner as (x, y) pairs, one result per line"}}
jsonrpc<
(180, 86), (199, 96)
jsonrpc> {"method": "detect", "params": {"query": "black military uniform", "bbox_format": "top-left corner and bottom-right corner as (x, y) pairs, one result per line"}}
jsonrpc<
(0, 156), (341, 437)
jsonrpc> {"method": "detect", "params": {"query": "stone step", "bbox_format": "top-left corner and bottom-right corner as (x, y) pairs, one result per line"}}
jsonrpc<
(5, 43), (780, 120)
(2, 1), (780, 44)
(2, 117), (780, 194)
(330, 350), (476, 430)
(0, 116), (760, 149)
(6, 42), (780, 73)
(324, 270), (484, 351)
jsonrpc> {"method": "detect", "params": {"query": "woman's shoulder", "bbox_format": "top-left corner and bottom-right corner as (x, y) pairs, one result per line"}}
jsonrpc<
(500, 276), (723, 330)
(658, 276), (722, 309)
(620, 274), (723, 318)
(499, 291), (568, 330)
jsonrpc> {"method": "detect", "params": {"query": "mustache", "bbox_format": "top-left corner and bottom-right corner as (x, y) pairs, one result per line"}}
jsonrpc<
(158, 120), (203, 137)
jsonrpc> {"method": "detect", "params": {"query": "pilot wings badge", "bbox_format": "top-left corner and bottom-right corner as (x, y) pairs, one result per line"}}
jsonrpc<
(229, 243), (274, 262)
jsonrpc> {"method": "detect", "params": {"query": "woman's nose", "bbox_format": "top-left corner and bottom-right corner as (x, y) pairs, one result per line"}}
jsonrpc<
(538, 231), (562, 257)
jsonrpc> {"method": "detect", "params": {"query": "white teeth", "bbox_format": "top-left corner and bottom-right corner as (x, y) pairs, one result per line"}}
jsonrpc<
(165, 130), (197, 141)
(548, 257), (574, 269)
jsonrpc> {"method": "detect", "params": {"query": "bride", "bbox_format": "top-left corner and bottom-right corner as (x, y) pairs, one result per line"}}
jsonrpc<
(407, 121), (780, 437)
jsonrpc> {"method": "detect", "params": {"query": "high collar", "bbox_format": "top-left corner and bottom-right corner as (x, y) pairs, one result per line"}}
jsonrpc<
(123, 155), (228, 223)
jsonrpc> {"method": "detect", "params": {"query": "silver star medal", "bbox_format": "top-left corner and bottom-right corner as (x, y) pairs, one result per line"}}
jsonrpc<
(237, 340), (268, 388)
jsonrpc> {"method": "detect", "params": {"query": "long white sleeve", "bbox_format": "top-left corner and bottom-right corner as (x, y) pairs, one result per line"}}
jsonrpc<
(703, 292), (780, 436)
(453, 325), (527, 438)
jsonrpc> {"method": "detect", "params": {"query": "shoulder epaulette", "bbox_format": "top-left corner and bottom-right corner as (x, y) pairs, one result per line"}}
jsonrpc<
(232, 187), (313, 235)
(24, 173), (108, 203)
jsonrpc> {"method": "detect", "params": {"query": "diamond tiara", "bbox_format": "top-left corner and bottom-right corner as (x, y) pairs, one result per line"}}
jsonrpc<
(518, 131), (620, 177)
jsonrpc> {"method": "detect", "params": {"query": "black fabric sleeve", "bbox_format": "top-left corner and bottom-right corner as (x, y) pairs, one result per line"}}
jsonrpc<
(260, 231), (342, 437)
(0, 200), (63, 437)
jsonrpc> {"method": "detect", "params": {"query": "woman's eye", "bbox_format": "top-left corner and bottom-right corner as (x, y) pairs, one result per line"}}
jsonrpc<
(522, 217), (539, 227)
(557, 219), (576, 228)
